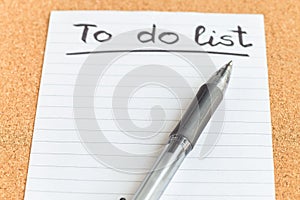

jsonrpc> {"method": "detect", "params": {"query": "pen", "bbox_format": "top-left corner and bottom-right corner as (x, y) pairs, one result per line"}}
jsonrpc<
(132, 61), (233, 200)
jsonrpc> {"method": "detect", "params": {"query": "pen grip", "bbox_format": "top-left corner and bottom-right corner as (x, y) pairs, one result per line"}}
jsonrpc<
(170, 83), (223, 147)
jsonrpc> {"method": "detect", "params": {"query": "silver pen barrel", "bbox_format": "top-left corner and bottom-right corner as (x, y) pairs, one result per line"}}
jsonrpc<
(132, 135), (192, 200)
(132, 61), (232, 200)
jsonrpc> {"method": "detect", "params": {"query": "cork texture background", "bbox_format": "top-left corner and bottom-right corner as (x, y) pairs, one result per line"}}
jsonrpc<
(0, 0), (299, 199)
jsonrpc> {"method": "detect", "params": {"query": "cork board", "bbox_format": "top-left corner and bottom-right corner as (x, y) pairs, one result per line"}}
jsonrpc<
(0, 0), (299, 199)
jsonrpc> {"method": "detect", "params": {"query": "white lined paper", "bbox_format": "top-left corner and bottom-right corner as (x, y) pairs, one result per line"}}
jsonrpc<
(24, 11), (275, 200)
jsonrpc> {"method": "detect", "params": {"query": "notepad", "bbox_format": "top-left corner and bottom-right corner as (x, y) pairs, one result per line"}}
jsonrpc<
(24, 11), (275, 200)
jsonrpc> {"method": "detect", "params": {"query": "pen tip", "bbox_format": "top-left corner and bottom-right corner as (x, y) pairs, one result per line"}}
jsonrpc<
(224, 60), (233, 72)
(228, 60), (233, 66)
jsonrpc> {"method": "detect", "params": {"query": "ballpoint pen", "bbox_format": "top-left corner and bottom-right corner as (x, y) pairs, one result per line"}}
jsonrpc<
(132, 61), (233, 200)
